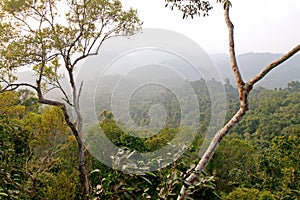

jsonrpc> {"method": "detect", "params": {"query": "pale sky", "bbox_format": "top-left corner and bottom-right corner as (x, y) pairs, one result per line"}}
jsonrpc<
(121, 0), (300, 54)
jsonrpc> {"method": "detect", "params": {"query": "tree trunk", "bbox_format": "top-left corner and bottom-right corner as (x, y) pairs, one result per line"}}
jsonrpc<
(40, 99), (90, 199)
(60, 104), (89, 199)
(78, 139), (89, 200)
(177, 106), (248, 199)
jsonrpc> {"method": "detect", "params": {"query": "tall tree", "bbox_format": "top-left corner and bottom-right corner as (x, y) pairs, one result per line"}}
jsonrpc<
(0, 0), (142, 198)
(164, 0), (300, 199)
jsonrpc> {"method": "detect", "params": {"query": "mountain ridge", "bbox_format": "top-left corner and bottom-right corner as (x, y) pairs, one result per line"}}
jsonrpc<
(15, 52), (300, 90)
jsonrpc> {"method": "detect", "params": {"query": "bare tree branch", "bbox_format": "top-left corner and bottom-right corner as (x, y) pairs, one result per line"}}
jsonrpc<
(224, 3), (244, 95)
(55, 78), (73, 106)
(248, 44), (300, 86)
(77, 81), (83, 106)
(0, 83), (38, 92)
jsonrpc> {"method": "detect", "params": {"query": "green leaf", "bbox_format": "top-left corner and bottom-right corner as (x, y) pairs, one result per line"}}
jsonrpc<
(89, 169), (101, 175)
(141, 176), (152, 185)
(0, 192), (8, 197)
(146, 171), (157, 177)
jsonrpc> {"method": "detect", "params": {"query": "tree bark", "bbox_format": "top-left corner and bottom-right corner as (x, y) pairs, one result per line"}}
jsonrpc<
(57, 108), (89, 199)
(177, 2), (300, 200)
(38, 97), (90, 199)
(78, 139), (89, 200)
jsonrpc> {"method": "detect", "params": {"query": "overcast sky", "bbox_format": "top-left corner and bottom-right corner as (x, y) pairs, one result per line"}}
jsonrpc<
(121, 0), (300, 54)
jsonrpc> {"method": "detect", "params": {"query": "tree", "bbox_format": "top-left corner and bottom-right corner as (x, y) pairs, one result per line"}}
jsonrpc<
(207, 135), (257, 192)
(164, 0), (300, 199)
(0, 0), (142, 198)
(0, 91), (30, 199)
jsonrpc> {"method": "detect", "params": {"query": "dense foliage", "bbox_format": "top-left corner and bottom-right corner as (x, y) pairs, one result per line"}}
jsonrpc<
(1, 79), (300, 199)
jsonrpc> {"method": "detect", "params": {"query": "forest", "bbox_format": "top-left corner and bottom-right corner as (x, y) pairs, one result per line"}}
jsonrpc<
(1, 79), (299, 199)
(1, 0), (300, 199)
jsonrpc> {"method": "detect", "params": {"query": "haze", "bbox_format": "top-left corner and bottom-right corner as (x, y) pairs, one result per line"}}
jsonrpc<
(121, 0), (300, 54)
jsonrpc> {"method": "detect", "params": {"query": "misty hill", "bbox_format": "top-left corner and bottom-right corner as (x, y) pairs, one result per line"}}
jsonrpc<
(14, 28), (300, 90)
(211, 52), (300, 89)
(15, 52), (300, 90)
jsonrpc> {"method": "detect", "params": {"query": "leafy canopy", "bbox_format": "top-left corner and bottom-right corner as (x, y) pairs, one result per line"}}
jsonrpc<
(0, 0), (142, 92)
(164, 0), (230, 19)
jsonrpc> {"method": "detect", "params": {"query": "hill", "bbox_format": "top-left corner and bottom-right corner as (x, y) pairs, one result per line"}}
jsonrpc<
(211, 52), (300, 89)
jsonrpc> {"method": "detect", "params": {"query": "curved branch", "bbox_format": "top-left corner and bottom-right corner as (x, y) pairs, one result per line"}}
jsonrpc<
(248, 44), (300, 86)
(0, 83), (38, 92)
